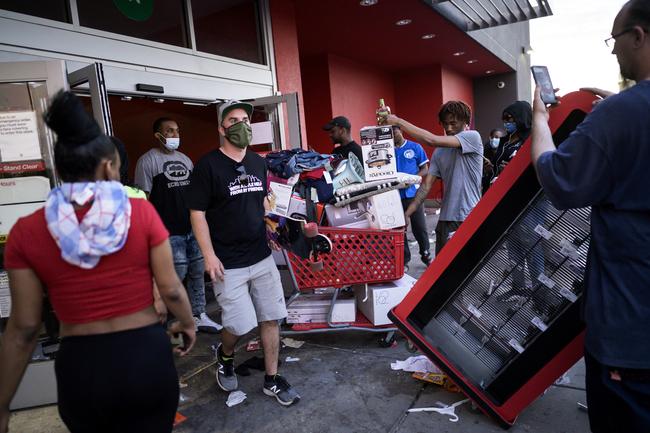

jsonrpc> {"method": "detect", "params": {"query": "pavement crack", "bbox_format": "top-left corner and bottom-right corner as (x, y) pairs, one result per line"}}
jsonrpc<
(386, 383), (428, 433)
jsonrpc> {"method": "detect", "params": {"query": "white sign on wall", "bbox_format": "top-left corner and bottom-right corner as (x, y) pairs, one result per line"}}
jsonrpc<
(0, 111), (42, 162)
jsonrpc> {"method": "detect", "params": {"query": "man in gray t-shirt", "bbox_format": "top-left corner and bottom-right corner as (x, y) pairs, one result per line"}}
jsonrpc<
(135, 117), (222, 333)
(381, 100), (483, 256)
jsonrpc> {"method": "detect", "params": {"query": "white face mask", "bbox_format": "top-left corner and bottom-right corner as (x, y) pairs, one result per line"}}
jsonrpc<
(162, 137), (180, 151)
(489, 137), (500, 149)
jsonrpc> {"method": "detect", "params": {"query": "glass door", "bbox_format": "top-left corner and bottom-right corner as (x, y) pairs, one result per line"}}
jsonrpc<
(67, 62), (113, 135)
(0, 59), (68, 409)
(248, 92), (302, 152)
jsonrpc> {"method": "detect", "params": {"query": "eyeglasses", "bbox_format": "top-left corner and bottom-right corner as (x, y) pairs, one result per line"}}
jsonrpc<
(605, 27), (647, 47)
(235, 163), (248, 186)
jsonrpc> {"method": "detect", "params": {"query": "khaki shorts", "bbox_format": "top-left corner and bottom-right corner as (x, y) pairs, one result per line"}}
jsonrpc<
(212, 255), (287, 336)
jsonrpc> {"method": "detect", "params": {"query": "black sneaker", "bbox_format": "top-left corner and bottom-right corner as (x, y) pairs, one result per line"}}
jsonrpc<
(263, 375), (300, 406)
(215, 343), (238, 392)
(421, 251), (432, 266)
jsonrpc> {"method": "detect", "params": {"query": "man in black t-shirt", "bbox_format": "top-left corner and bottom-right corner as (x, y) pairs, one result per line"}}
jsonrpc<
(187, 100), (299, 407)
(323, 115), (363, 161)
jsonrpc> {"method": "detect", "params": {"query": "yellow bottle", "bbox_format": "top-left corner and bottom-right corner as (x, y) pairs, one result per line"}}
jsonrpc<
(376, 98), (391, 125)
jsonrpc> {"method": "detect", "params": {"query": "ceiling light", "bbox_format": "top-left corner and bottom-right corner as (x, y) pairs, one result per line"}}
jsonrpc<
(183, 101), (209, 106)
(359, 0), (378, 5)
(467, 59), (478, 64)
(485, 70), (495, 74)
(153, 98), (164, 103)
(395, 19), (412, 26)
(421, 34), (436, 39)
(453, 51), (465, 56)
(120, 96), (132, 101)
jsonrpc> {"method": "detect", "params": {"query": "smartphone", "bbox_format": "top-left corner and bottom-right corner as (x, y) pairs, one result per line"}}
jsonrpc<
(531, 65), (558, 104)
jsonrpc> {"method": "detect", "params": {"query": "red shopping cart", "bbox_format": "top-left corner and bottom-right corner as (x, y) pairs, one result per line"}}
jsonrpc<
(281, 226), (405, 346)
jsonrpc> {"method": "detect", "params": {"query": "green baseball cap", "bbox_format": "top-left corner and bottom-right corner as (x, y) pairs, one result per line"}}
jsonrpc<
(218, 100), (254, 125)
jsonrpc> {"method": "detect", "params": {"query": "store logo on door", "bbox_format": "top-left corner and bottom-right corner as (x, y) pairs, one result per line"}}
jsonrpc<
(113, 0), (153, 21)
(162, 160), (190, 188)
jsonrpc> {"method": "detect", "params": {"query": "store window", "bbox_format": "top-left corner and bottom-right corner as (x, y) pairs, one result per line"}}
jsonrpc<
(0, 0), (70, 23)
(76, 0), (189, 48)
(191, 0), (265, 65)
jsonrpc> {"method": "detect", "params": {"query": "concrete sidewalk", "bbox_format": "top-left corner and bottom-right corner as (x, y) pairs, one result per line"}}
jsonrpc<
(8, 210), (591, 432)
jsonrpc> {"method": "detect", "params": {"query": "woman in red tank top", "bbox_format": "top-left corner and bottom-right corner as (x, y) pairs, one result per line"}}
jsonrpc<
(0, 92), (196, 433)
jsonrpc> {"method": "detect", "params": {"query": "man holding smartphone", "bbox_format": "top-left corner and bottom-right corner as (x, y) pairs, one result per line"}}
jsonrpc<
(531, 1), (650, 431)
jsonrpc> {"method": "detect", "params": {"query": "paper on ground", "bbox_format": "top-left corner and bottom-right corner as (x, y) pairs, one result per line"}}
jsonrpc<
(282, 337), (305, 348)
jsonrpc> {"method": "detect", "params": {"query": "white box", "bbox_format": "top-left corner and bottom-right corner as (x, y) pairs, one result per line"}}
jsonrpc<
(286, 294), (355, 323)
(354, 274), (417, 325)
(340, 219), (371, 229)
(360, 125), (397, 181)
(365, 189), (405, 230)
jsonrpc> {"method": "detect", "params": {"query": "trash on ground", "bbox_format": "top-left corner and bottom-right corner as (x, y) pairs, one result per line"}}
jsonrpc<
(285, 356), (300, 362)
(554, 372), (571, 385)
(226, 390), (247, 407)
(246, 338), (261, 352)
(179, 392), (191, 404)
(173, 412), (187, 427)
(577, 402), (588, 412)
(391, 355), (442, 373)
(412, 371), (446, 386)
(407, 398), (470, 422)
(282, 337), (305, 348)
(411, 372), (462, 393)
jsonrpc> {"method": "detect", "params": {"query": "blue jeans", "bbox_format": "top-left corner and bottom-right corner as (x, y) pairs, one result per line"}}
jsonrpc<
(169, 233), (205, 316)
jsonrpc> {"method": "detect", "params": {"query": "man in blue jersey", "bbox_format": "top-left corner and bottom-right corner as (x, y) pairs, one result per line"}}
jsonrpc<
(392, 125), (431, 270)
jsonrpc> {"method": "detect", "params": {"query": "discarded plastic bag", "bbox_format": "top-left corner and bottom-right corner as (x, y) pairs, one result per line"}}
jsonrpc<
(226, 390), (247, 407)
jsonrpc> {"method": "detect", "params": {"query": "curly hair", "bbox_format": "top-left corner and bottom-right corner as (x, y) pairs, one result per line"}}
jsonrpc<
(438, 100), (472, 125)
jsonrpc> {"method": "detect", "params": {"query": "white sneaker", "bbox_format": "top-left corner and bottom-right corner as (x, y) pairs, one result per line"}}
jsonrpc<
(194, 313), (223, 334)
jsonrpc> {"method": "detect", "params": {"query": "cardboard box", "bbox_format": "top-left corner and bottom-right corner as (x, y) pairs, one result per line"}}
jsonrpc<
(365, 189), (405, 229)
(340, 219), (371, 229)
(360, 126), (397, 181)
(354, 274), (417, 325)
(286, 294), (355, 323)
(268, 181), (307, 218)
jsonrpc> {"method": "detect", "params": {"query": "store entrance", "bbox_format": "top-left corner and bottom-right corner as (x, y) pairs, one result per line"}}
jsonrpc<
(74, 89), (303, 184)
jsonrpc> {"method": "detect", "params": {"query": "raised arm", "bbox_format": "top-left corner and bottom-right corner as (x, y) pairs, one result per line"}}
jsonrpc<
(383, 115), (460, 148)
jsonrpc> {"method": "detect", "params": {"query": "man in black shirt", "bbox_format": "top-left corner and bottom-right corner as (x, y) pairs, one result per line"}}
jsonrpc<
(187, 100), (299, 406)
(323, 116), (363, 161)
